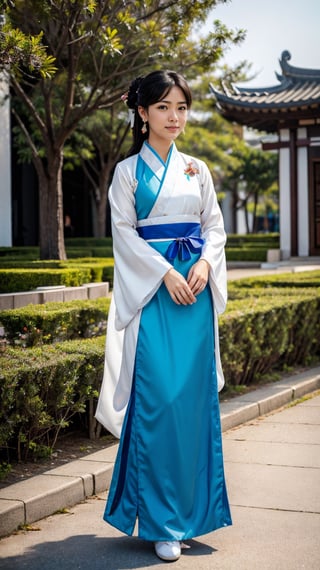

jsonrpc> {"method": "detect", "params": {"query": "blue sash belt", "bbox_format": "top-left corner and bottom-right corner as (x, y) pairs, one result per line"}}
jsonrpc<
(137, 222), (205, 261)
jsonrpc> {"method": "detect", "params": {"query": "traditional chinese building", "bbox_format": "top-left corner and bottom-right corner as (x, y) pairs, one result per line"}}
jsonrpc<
(211, 51), (320, 259)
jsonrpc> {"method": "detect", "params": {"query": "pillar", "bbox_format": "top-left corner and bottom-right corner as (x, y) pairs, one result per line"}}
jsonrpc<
(279, 128), (291, 259)
(297, 127), (309, 256)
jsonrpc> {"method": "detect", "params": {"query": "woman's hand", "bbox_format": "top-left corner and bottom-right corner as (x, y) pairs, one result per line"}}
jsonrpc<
(164, 268), (197, 305)
(187, 259), (209, 295)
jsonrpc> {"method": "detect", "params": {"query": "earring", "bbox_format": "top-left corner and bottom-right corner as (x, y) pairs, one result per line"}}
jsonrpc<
(141, 121), (148, 134)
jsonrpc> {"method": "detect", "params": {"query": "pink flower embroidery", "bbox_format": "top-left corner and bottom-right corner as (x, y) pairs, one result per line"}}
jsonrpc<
(184, 162), (199, 180)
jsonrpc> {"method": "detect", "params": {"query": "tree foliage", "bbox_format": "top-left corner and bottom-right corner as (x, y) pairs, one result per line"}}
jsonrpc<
(1, 0), (245, 257)
(222, 142), (278, 233)
(177, 71), (278, 233)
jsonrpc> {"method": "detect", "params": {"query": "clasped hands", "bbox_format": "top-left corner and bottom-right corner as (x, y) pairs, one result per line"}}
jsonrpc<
(163, 259), (209, 305)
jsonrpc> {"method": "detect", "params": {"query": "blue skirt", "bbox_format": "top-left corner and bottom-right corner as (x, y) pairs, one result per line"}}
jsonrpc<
(104, 242), (232, 541)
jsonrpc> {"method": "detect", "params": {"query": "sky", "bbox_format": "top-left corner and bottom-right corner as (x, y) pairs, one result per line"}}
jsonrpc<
(204, 0), (320, 87)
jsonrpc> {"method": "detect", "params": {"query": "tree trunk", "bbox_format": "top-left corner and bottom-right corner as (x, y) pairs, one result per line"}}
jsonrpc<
(231, 184), (238, 234)
(37, 149), (66, 260)
(90, 193), (99, 238)
(96, 167), (112, 238)
(243, 199), (250, 234)
(252, 190), (259, 233)
(97, 190), (109, 238)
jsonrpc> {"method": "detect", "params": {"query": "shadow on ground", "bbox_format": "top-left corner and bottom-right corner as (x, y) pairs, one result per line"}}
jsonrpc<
(1, 535), (216, 569)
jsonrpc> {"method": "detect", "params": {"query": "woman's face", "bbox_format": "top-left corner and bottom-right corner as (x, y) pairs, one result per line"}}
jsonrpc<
(138, 86), (188, 147)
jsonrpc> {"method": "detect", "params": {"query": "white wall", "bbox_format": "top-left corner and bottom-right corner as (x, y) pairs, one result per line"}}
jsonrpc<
(221, 190), (233, 233)
(0, 75), (12, 247)
(221, 188), (250, 235)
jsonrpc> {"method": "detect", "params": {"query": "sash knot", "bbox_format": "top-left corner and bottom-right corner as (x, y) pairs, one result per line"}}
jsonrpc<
(166, 235), (205, 261)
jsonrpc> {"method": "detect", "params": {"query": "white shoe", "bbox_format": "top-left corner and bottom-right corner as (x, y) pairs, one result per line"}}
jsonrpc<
(154, 540), (181, 561)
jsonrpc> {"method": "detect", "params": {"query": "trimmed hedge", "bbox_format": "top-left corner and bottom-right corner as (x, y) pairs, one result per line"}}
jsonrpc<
(66, 258), (114, 285)
(223, 271), (320, 384)
(0, 267), (92, 293)
(0, 297), (110, 347)
(229, 270), (320, 289)
(0, 259), (115, 293)
(65, 237), (113, 247)
(226, 233), (279, 261)
(0, 336), (106, 461)
(1, 288), (319, 463)
(1, 267), (319, 468)
(67, 247), (114, 258)
(226, 248), (268, 262)
(227, 284), (320, 302)
(0, 246), (114, 261)
(226, 233), (279, 246)
(0, 234), (280, 267)
(0, 246), (40, 258)
(220, 288), (320, 385)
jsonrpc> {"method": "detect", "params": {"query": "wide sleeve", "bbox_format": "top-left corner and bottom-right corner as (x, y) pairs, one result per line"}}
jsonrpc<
(109, 160), (172, 330)
(198, 160), (227, 314)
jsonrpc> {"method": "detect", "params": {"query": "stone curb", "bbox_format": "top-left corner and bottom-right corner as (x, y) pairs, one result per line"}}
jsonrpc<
(0, 282), (109, 310)
(0, 367), (319, 538)
(220, 367), (320, 431)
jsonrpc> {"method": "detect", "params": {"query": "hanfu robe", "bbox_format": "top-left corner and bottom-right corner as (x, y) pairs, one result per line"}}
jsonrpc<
(95, 141), (232, 541)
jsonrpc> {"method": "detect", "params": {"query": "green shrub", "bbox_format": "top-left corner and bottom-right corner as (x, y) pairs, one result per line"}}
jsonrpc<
(91, 247), (114, 257)
(226, 248), (268, 262)
(225, 233), (280, 262)
(65, 237), (113, 247)
(0, 268), (92, 293)
(66, 247), (114, 258)
(0, 260), (63, 268)
(1, 264), (319, 465)
(0, 336), (106, 462)
(227, 284), (320, 301)
(0, 297), (110, 347)
(220, 288), (320, 386)
(66, 258), (114, 286)
(0, 258), (115, 292)
(0, 246), (40, 258)
(226, 233), (279, 246)
(0, 239), (113, 260)
(65, 248), (95, 258)
(229, 270), (320, 289)
(67, 258), (114, 282)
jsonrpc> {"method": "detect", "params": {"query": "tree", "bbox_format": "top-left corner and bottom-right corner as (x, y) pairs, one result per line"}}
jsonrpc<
(222, 143), (278, 233)
(177, 69), (248, 198)
(175, 70), (278, 233)
(71, 109), (131, 237)
(0, 0), (244, 258)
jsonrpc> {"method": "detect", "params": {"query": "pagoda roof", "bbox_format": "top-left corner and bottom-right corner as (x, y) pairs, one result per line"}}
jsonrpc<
(211, 51), (320, 132)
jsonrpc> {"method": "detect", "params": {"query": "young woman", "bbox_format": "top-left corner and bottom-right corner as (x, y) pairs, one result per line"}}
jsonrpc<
(96, 70), (232, 562)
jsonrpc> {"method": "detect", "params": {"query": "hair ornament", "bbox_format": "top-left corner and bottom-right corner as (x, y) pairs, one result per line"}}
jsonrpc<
(128, 108), (135, 128)
(121, 91), (135, 127)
